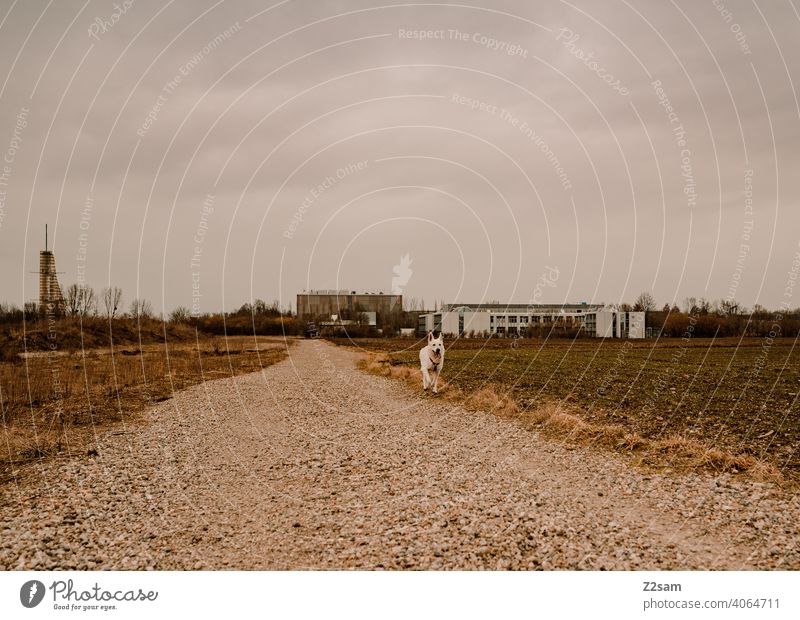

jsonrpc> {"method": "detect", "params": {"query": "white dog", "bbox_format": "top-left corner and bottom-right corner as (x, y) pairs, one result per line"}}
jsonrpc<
(419, 332), (445, 393)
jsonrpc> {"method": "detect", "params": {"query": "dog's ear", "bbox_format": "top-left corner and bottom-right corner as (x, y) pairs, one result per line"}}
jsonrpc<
(428, 331), (433, 342)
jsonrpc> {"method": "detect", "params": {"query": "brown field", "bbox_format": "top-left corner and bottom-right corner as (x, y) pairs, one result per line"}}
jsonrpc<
(1, 331), (291, 481)
(337, 336), (800, 480)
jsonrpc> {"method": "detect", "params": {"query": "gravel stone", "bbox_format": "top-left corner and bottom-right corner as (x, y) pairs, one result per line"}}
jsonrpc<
(1, 340), (798, 569)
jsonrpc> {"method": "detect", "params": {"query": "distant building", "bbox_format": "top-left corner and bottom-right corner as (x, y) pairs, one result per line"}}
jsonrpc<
(296, 290), (402, 325)
(419, 303), (645, 339)
(38, 226), (64, 312)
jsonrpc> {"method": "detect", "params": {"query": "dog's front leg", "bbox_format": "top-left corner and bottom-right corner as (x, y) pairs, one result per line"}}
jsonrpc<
(431, 368), (440, 394)
(421, 366), (431, 390)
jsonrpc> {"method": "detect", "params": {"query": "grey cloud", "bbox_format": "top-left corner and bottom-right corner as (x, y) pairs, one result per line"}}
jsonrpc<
(1, 0), (799, 313)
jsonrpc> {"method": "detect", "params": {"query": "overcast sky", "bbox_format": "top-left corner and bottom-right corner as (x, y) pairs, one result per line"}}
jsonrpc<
(1, 0), (799, 314)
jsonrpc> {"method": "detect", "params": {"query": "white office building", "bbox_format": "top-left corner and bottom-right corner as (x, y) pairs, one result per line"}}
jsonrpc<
(418, 303), (645, 339)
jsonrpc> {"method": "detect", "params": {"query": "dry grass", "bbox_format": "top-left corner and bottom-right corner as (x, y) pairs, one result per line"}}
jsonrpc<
(1, 335), (291, 479)
(358, 354), (784, 482)
(344, 336), (800, 475)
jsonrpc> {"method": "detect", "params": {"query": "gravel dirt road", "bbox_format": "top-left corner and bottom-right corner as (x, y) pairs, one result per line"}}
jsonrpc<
(2, 339), (798, 570)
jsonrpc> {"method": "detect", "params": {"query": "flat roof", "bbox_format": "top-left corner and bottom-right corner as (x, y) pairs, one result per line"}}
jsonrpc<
(441, 303), (604, 311)
(423, 307), (642, 316)
(299, 291), (400, 296)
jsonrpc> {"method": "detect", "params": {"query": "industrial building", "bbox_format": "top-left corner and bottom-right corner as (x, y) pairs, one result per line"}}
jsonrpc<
(296, 290), (402, 326)
(418, 303), (645, 339)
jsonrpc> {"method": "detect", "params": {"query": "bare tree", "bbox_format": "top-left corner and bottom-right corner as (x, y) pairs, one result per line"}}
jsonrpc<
(64, 284), (94, 317)
(64, 284), (81, 316)
(129, 298), (153, 319)
(719, 299), (739, 316)
(404, 296), (421, 312)
(169, 306), (190, 323)
(78, 286), (96, 316)
(633, 291), (656, 312)
(102, 286), (123, 319)
(23, 301), (38, 320)
(752, 303), (768, 318)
